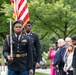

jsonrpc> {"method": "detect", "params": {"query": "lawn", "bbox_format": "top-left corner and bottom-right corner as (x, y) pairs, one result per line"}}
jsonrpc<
(36, 72), (49, 75)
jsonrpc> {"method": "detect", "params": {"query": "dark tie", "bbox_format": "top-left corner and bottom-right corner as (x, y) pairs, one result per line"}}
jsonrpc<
(17, 35), (19, 40)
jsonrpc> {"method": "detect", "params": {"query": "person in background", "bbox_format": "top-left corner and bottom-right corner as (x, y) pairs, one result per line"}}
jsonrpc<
(63, 44), (74, 75)
(48, 42), (58, 75)
(22, 27), (26, 34)
(55, 39), (66, 75)
(71, 36), (76, 75)
(63, 37), (72, 64)
(25, 20), (41, 75)
(64, 37), (72, 59)
(52, 43), (60, 75)
(3, 20), (33, 75)
(65, 37), (72, 47)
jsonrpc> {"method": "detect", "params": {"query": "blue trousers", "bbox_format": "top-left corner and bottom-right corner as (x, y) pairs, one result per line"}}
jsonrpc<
(59, 69), (66, 75)
(56, 69), (60, 75)
(8, 70), (29, 75)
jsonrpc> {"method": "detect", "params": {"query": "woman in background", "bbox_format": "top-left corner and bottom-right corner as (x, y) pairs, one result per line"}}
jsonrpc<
(48, 42), (58, 75)
(63, 44), (74, 75)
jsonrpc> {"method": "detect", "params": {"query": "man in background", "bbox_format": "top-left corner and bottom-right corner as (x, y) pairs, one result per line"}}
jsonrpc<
(55, 39), (66, 75)
(24, 20), (41, 75)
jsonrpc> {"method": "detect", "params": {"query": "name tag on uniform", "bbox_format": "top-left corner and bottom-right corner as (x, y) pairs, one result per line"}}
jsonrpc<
(22, 40), (27, 42)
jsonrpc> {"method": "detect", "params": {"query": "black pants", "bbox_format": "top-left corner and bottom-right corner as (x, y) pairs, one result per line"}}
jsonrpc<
(66, 70), (73, 75)
(59, 68), (66, 75)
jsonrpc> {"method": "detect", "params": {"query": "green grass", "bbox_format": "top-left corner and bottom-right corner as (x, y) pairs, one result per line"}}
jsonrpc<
(35, 72), (49, 75)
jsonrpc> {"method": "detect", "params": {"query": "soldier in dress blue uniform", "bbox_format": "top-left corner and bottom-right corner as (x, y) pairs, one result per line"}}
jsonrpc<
(3, 20), (33, 75)
(24, 20), (41, 75)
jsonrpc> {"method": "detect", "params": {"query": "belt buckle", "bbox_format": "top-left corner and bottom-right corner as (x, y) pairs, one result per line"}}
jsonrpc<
(16, 54), (20, 58)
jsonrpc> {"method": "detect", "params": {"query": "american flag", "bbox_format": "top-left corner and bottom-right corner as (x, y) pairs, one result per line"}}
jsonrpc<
(11, 0), (30, 27)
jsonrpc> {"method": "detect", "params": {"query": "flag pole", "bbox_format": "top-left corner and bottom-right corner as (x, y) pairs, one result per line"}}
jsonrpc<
(10, 18), (13, 57)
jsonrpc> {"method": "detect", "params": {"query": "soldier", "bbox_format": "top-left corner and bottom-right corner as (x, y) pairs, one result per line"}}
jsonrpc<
(3, 20), (33, 75)
(24, 20), (41, 75)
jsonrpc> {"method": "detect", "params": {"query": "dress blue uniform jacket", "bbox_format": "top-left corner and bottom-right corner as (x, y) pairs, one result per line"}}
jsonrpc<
(26, 32), (41, 64)
(3, 34), (33, 71)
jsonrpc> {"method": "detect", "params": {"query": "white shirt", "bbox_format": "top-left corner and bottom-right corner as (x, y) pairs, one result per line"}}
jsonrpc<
(64, 52), (73, 70)
(15, 33), (21, 40)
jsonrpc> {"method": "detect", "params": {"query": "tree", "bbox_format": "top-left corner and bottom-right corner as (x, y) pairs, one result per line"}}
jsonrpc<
(1, 0), (76, 52)
(28, 0), (76, 39)
(1, 0), (76, 40)
(0, 0), (14, 40)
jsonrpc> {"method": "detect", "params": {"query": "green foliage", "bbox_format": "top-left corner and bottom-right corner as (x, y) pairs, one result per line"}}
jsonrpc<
(0, 52), (1, 59)
(0, 1), (14, 42)
(0, 0), (76, 52)
(1, 3), (13, 17)
(29, 0), (76, 39)
(41, 34), (57, 53)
